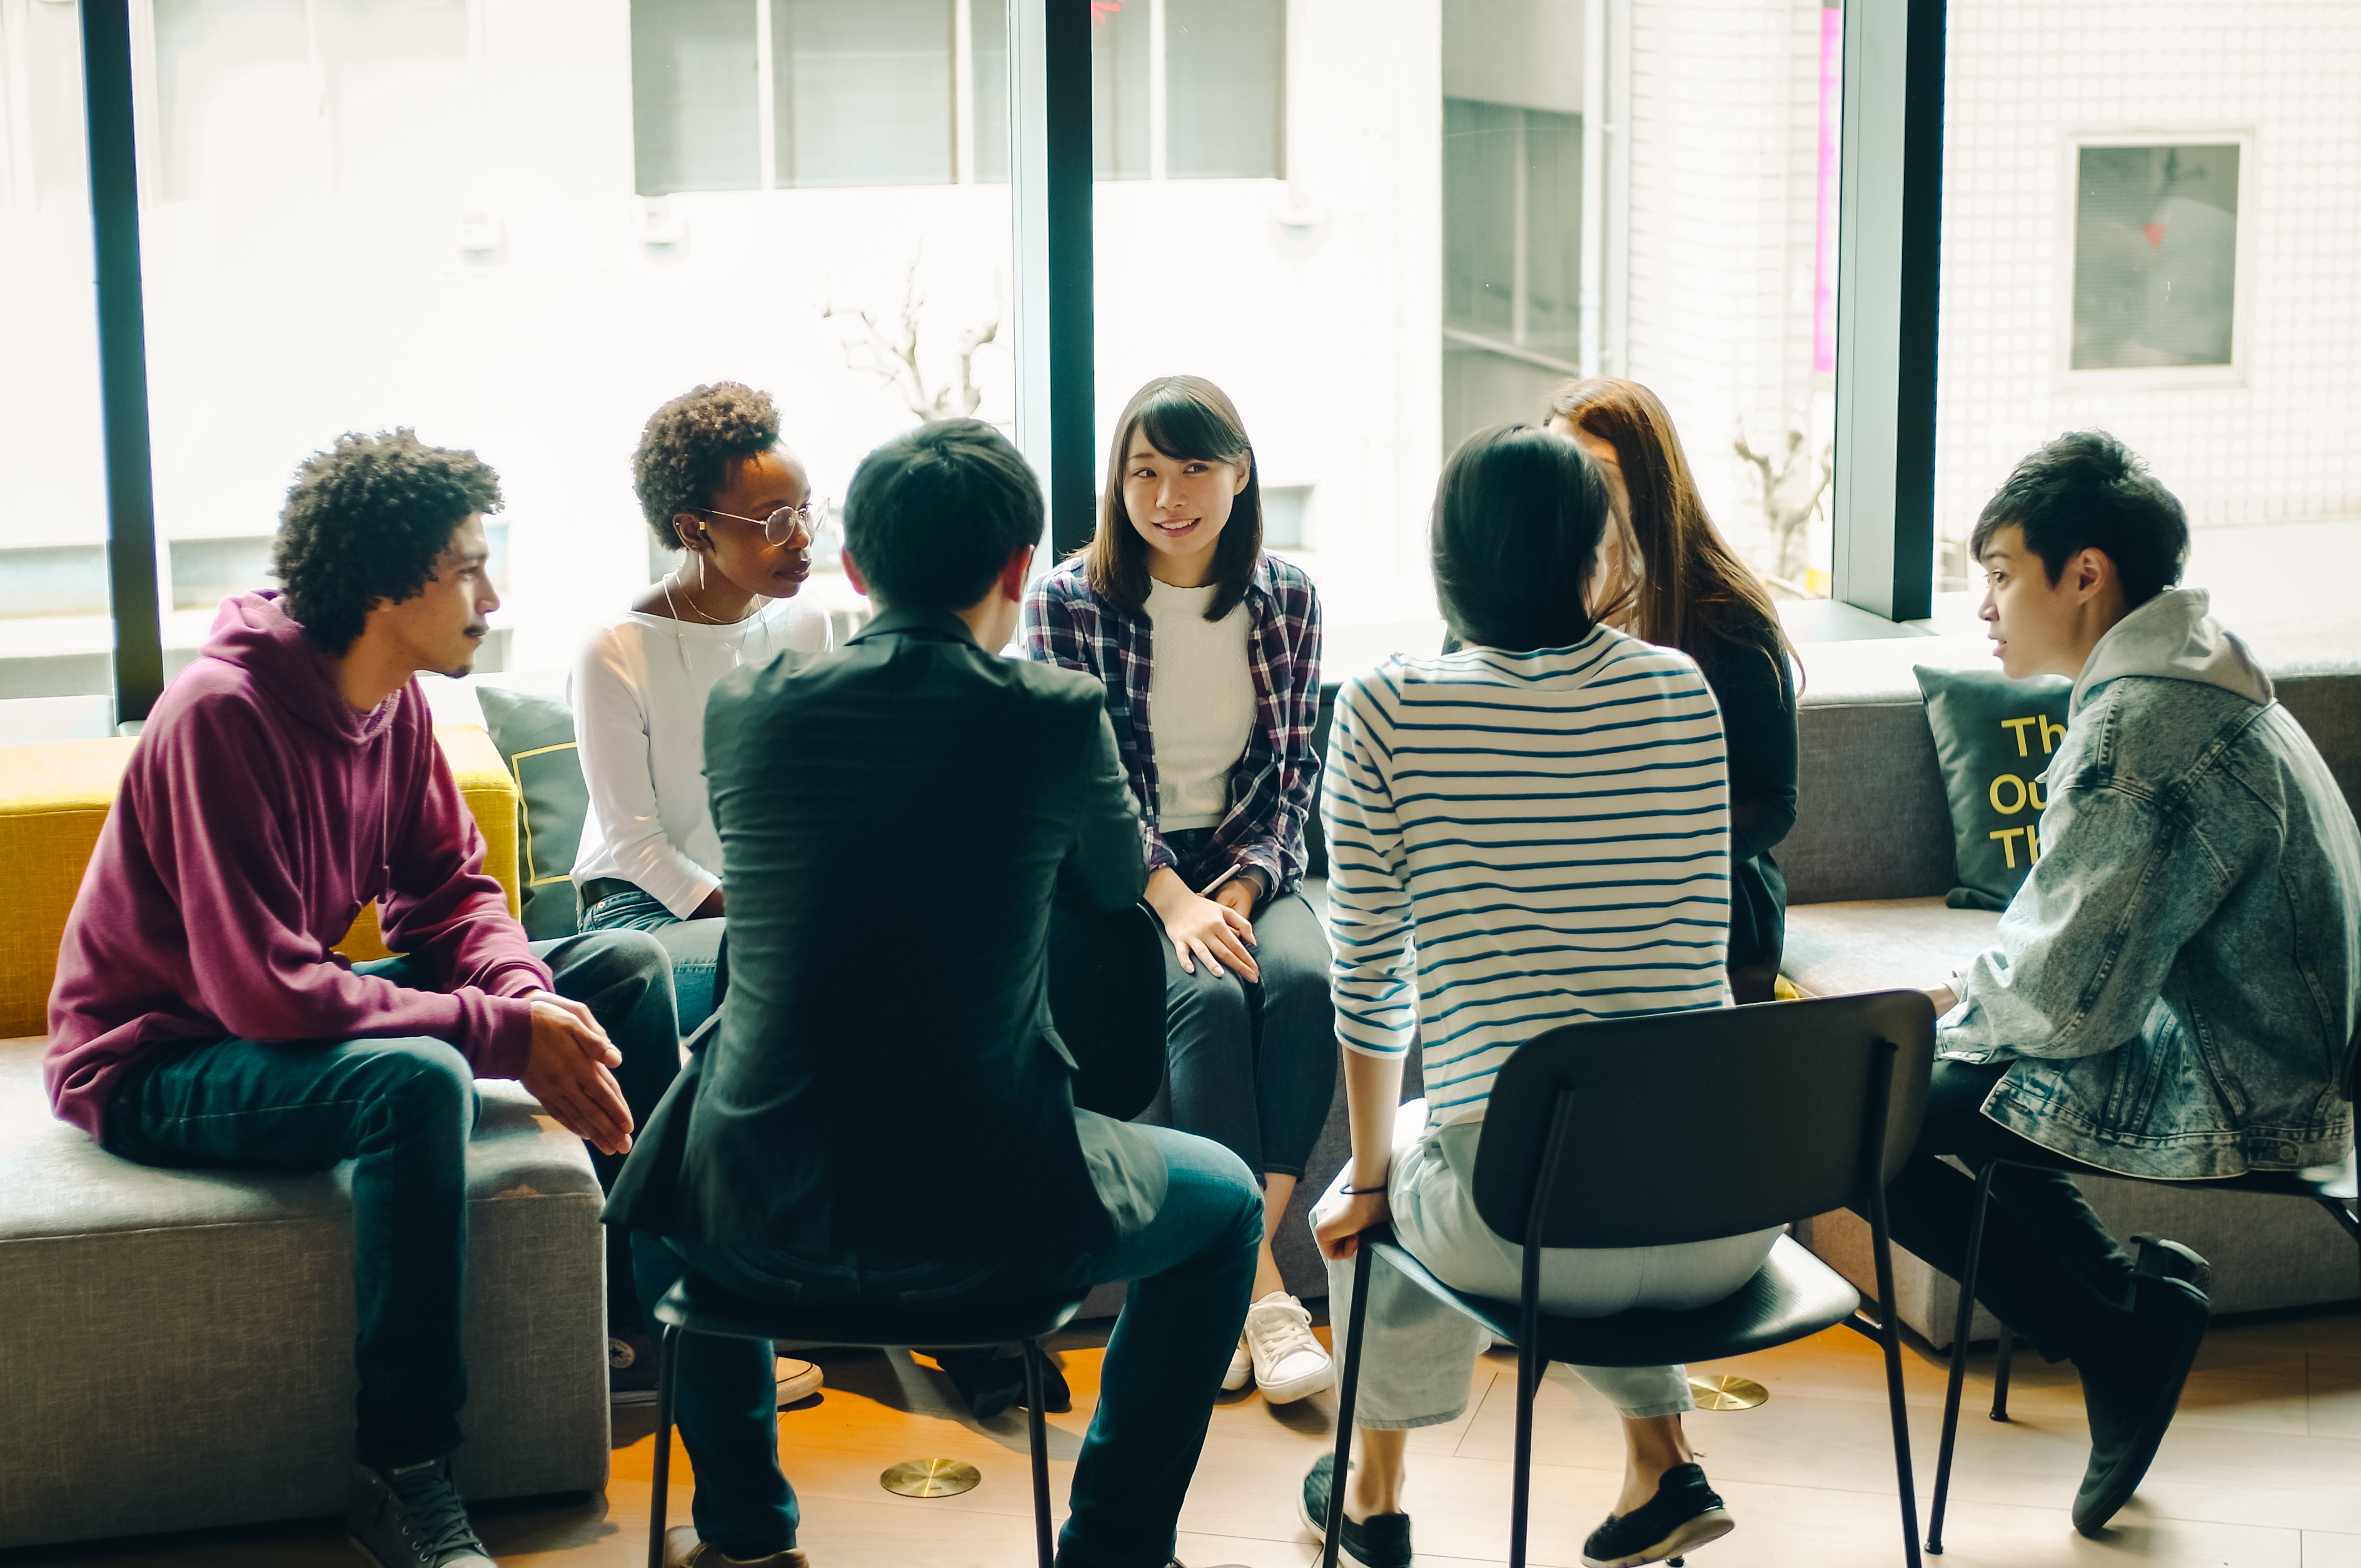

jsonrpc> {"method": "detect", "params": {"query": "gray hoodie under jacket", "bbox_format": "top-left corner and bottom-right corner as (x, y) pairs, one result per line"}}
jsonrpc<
(1941, 588), (2360, 1179)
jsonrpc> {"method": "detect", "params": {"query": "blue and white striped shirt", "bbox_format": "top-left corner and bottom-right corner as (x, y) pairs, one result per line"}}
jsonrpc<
(1322, 628), (1732, 1125)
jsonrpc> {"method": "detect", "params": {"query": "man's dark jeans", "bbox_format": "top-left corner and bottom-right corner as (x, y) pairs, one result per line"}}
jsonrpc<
(634, 1124), (1262, 1567)
(101, 929), (679, 1469)
(1855, 1059), (2139, 1365)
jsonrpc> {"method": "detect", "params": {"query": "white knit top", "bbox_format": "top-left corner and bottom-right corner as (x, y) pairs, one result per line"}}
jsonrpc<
(570, 596), (832, 917)
(1145, 576), (1256, 832)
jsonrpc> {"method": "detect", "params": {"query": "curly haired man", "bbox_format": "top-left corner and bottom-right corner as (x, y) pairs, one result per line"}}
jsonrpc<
(46, 431), (682, 1568)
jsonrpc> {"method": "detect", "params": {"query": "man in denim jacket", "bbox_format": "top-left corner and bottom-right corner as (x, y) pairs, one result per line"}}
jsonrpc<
(1870, 432), (2360, 1535)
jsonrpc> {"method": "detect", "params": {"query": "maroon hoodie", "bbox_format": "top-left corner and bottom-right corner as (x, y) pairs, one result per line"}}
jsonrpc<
(45, 591), (551, 1142)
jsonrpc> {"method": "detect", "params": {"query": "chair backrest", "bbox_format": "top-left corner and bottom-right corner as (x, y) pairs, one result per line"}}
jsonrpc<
(1048, 901), (1169, 1123)
(1468, 990), (1936, 1250)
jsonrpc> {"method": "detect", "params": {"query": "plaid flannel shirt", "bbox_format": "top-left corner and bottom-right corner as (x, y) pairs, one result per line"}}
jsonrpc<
(1022, 552), (1323, 898)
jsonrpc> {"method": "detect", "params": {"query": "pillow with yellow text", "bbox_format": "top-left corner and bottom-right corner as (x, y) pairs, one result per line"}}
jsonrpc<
(1913, 665), (2073, 912)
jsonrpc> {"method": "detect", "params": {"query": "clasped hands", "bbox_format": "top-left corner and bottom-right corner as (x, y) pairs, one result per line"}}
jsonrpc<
(1145, 867), (1262, 982)
(521, 990), (635, 1155)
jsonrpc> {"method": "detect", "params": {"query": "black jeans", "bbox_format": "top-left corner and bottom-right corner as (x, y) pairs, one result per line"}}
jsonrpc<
(1156, 834), (1336, 1181)
(1856, 1060), (2138, 1365)
(101, 929), (680, 1467)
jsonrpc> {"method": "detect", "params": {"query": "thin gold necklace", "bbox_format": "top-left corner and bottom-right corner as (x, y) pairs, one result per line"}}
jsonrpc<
(663, 568), (763, 626)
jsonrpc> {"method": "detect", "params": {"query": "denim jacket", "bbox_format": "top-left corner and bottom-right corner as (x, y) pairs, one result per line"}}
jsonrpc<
(1941, 590), (2360, 1179)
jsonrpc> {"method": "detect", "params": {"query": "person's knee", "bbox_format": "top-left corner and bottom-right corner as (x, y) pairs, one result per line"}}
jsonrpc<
(1177, 1134), (1266, 1254)
(367, 1038), (479, 1136)
(1167, 968), (1252, 1051)
(565, 927), (673, 998)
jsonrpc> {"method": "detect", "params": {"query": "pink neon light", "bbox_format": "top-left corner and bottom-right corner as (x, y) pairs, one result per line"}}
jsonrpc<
(1815, 6), (1841, 376)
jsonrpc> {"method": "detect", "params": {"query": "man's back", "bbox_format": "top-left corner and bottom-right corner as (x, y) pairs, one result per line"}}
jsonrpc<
(674, 608), (1149, 1258)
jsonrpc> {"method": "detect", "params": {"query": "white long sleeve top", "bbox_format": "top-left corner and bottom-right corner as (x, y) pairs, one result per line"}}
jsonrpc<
(570, 597), (832, 917)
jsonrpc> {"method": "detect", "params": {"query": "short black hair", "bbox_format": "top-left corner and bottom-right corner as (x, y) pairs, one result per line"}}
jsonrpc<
(1432, 423), (1608, 653)
(1971, 431), (2188, 606)
(272, 430), (501, 656)
(633, 382), (782, 550)
(843, 420), (1041, 613)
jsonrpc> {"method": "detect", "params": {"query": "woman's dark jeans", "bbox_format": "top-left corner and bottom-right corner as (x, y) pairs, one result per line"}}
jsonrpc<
(1154, 833), (1336, 1183)
(580, 883), (724, 1037)
(634, 1124), (1262, 1565)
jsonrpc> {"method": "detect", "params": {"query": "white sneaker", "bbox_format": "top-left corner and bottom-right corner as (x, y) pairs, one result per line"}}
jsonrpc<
(1222, 1332), (1253, 1392)
(775, 1357), (823, 1407)
(1244, 1291), (1335, 1404)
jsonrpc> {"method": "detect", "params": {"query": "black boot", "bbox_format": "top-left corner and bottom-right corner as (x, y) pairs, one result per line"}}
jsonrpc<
(2071, 1239), (2211, 1535)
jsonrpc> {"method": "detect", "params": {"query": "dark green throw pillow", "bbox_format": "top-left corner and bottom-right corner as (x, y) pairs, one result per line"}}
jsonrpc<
(1914, 665), (2073, 912)
(475, 685), (588, 941)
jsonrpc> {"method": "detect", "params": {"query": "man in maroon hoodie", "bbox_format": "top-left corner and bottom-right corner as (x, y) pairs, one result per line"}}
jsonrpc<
(46, 431), (679, 1568)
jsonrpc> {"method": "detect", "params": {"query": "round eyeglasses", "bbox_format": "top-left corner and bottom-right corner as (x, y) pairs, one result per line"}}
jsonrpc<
(700, 497), (828, 546)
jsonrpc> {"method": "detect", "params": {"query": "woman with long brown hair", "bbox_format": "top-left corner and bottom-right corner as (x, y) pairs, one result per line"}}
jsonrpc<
(1545, 378), (1801, 1003)
(1022, 374), (1337, 1407)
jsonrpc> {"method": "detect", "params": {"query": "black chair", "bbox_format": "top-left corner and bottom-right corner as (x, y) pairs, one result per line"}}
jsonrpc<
(643, 902), (1169, 1568)
(1921, 1143), (2360, 1554)
(1322, 990), (1938, 1568)
(648, 1278), (1087, 1568)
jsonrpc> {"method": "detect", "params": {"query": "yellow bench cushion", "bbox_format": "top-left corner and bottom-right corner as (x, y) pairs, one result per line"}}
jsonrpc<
(0, 725), (521, 1038)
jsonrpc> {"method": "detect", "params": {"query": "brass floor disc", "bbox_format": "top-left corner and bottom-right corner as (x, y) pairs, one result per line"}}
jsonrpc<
(881, 1457), (982, 1497)
(1688, 1374), (1769, 1410)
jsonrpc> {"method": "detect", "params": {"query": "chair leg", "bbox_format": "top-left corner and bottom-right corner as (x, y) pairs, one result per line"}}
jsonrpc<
(1926, 1162), (1998, 1554)
(1023, 1340), (1055, 1568)
(1324, 1243), (1375, 1568)
(649, 1324), (681, 1568)
(1509, 1335), (1539, 1568)
(1990, 1328), (2015, 1421)
(1863, 1194), (1925, 1568)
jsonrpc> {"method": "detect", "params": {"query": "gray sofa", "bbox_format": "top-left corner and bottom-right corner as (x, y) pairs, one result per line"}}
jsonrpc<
(0, 1037), (610, 1549)
(1783, 654), (2361, 1345)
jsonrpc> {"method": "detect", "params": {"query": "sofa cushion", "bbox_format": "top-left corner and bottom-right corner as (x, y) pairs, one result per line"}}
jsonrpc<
(476, 685), (588, 942)
(1914, 665), (2072, 910)
(1781, 897), (2001, 999)
(0, 1035), (607, 1546)
(0, 725), (521, 1027)
(1785, 691), (1958, 904)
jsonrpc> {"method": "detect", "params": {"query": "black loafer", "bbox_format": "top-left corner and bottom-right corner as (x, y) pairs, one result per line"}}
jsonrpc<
(1581, 1462), (1734, 1568)
(2072, 1265), (2210, 1535)
(1299, 1453), (1412, 1568)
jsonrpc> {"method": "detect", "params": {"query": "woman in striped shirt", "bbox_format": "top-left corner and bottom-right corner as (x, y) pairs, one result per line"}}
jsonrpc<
(1299, 425), (1780, 1568)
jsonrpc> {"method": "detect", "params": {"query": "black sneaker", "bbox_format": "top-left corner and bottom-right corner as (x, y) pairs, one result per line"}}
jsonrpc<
(2071, 1257), (2210, 1536)
(346, 1457), (493, 1568)
(1297, 1452), (1412, 1568)
(1581, 1462), (1734, 1568)
(939, 1347), (1072, 1419)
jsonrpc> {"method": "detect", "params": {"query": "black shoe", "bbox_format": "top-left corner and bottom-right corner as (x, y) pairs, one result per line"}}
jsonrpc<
(2072, 1261), (2210, 1535)
(1297, 1453), (1412, 1568)
(939, 1347), (1072, 1419)
(346, 1457), (494, 1568)
(1581, 1462), (1734, 1568)
(611, 1332), (660, 1405)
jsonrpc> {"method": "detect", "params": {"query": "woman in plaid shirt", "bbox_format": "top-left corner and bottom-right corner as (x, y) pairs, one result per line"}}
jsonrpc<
(1022, 376), (1337, 1408)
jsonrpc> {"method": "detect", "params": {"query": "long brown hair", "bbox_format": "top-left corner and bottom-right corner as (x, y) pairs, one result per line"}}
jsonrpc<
(1084, 376), (1264, 621)
(1544, 376), (1798, 685)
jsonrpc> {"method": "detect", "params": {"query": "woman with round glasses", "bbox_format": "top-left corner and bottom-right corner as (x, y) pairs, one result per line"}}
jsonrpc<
(571, 381), (833, 1037)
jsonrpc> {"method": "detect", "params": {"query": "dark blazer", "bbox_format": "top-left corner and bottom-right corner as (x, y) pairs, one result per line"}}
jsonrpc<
(604, 608), (1164, 1262)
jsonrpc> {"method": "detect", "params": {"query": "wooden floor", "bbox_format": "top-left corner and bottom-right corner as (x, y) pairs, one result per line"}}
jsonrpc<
(9, 1305), (2357, 1568)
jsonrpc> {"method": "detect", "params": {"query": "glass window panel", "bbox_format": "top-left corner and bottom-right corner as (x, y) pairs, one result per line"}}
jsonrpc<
(971, 0), (1010, 183)
(153, 0), (324, 203)
(1092, 0), (1149, 181)
(773, 0), (954, 189)
(2072, 144), (2238, 372)
(1165, 0), (1284, 180)
(0, 0), (114, 719)
(631, 0), (760, 196)
(1442, 98), (1516, 339)
(318, 0), (473, 198)
(1521, 108), (1581, 357)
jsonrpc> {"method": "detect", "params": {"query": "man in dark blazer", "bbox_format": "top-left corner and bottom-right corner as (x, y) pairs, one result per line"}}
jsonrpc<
(607, 420), (1264, 1568)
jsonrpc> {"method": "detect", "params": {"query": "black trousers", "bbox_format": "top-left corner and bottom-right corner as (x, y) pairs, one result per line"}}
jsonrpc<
(1853, 1060), (2138, 1364)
